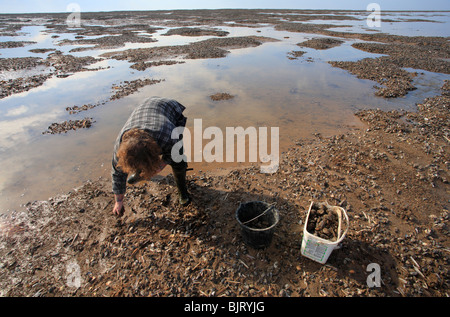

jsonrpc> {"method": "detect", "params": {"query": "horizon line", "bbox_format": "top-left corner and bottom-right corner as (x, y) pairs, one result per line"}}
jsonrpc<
(1, 8), (450, 15)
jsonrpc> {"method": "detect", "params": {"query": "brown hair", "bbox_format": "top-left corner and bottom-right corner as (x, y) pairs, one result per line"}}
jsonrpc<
(116, 128), (163, 180)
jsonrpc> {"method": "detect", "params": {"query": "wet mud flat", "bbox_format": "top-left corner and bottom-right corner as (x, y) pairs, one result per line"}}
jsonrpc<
(298, 37), (344, 50)
(274, 19), (449, 98)
(2, 9), (448, 102)
(0, 51), (101, 99)
(41, 78), (164, 134)
(1, 9), (448, 133)
(0, 12), (281, 134)
(1, 86), (448, 297)
(0, 10), (449, 297)
(100, 36), (278, 68)
(329, 41), (449, 98)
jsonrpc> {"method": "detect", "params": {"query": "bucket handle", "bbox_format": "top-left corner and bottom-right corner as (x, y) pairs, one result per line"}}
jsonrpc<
(241, 202), (276, 226)
(322, 201), (349, 241)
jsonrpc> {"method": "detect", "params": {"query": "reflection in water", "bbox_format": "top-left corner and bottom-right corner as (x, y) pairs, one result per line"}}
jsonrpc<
(0, 14), (449, 213)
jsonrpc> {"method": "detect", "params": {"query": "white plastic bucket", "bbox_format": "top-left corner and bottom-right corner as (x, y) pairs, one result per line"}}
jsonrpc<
(301, 202), (349, 264)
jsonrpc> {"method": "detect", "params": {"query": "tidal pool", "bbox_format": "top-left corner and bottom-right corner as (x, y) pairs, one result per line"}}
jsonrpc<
(0, 11), (448, 213)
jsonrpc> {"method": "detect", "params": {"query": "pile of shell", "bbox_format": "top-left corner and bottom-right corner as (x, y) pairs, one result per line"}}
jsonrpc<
(110, 78), (163, 100)
(0, 75), (51, 99)
(210, 92), (234, 101)
(66, 102), (106, 114)
(42, 118), (94, 134)
(163, 27), (229, 37)
(298, 37), (344, 50)
(306, 203), (339, 241)
(329, 57), (417, 98)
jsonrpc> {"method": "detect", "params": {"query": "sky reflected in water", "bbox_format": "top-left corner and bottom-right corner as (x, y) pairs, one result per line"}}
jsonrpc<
(0, 12), (449, 213)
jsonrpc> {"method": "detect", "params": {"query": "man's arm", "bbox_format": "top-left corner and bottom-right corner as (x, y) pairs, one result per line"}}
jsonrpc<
(111, 155), (127, 216)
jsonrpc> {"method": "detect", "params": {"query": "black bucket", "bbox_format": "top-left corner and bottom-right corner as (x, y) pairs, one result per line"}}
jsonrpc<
(236, 201), (279, 249)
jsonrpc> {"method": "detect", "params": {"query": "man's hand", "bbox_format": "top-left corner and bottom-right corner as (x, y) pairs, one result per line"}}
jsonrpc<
(113, 194), (124, 216)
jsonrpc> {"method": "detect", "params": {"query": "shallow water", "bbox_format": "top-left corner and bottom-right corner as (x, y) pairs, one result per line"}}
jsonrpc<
(0, 11), (449, 213)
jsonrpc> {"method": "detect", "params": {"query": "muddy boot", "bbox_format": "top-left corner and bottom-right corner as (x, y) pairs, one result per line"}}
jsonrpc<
(171, 162), (191, 206)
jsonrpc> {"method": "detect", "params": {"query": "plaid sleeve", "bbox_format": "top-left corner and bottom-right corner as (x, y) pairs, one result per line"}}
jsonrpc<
(157, 121), (177, 164)
(111, 145), (127, 195)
